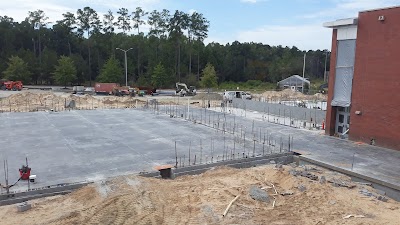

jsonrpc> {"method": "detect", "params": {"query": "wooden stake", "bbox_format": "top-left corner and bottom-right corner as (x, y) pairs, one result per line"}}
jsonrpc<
(223, 195), (240, 217)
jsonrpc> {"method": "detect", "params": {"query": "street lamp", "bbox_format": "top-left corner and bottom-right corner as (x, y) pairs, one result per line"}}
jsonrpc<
(116, 47), (134, 86)
(302, 53), (306, 93)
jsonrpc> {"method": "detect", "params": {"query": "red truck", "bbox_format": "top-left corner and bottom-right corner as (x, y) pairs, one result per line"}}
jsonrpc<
(1, 80), (23, 91)
(94, 83), (120, 95)
(137, 86), (157, 95)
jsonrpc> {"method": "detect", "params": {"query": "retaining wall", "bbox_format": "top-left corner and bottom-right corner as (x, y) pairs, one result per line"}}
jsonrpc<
(232, 99), (326, 125)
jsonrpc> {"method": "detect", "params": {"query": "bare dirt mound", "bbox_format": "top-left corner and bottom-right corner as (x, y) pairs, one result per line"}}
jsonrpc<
(1, 165), (399, 225)
(192, 93), (223, 101)
(0, 91), (146, 112)
(259, 89), (327, 101)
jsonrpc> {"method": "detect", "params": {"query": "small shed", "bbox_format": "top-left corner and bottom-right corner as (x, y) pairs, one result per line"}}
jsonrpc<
(277, 75), (310, 91)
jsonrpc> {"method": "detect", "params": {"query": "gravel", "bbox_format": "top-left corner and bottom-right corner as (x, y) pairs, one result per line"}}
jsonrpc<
(249, 186), (270, 203)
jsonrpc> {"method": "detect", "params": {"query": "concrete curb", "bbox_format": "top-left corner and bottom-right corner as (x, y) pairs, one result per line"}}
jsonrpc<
(141, 152), (294, 178)
(299, 156), (400, 201)
(0, 182), (92, 206)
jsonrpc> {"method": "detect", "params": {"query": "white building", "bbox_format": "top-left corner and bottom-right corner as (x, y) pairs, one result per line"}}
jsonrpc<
(277, 75), (310, 91)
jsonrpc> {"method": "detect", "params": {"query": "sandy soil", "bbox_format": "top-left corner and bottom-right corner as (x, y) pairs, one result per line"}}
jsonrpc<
(0, 90), (222, 113)
(254, 89), (327, 101)
(0, 165), (398, 225)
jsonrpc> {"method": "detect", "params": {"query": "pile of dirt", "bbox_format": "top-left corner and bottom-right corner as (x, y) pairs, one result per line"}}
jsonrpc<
(0, 91), (146, 112)
(192, 93), (223, 101)
(314, 92), (327, 100)
(258, 89), (327, 101)
(2, 165), (399, 225)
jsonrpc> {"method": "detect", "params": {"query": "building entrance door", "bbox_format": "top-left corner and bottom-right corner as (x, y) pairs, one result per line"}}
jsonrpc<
(335, 107), (350, 138)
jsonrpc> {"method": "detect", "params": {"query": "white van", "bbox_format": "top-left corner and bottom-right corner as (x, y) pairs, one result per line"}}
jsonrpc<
(223, 91), (252, 102)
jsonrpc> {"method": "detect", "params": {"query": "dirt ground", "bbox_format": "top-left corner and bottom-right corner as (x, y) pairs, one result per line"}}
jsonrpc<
(0, 91), (196, 112)
(0, 90), (223, 113)
(1, 165), (398, 225)
(254, 89), (327, 101)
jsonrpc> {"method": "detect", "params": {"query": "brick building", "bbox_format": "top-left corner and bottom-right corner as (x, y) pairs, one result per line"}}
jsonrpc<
(323, 6), (400, 151)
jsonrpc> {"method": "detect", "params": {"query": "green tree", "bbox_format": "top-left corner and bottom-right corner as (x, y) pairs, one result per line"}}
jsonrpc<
(27, 9), (49, 65)
(97, 56), (123, 83)
(132, 7), (148, 79)
(151, 62), (168, 88)
(53, 56), (77, 87)
(132, 7), (147, 35)
(116, 8), (131, 33)
(2, 56), (31, 83)
(76, 7), (102, 85)
(188, 12), (209, 78)
(103, 10), (116, 34)
(168, 10), (189, 81)
(200, 63), (217, 88)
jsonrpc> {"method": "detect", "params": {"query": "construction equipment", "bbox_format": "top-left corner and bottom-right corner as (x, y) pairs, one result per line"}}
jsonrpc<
(0, 79), (6, 90)
(19, 157), (31, 180)
(72, 86), (85, 94)
(137, 86), (157, 96)
(176, 83), (196, 97)
(94, 83), (120, 95)
(112, 86), (135, 96)
(1, 81), (23, 91)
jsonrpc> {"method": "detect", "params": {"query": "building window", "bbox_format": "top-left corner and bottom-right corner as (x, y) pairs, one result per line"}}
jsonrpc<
(339, 114), (344, 123)
(338, 126), (343, 133)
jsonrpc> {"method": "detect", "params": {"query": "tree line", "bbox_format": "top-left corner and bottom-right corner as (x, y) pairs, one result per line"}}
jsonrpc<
(0, 7), (330, 88)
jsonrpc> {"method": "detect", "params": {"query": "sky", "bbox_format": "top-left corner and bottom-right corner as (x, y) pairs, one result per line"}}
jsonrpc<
(0, 0), (400, 50)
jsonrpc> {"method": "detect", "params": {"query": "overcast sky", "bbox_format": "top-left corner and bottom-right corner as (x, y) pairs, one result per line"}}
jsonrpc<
(1, 0), (399, 50)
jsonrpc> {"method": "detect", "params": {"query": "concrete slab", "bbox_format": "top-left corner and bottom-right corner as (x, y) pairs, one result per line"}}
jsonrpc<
(178, 106), (400, 190)
(1, 105), (399, 195)
(0, 108), (284, 192)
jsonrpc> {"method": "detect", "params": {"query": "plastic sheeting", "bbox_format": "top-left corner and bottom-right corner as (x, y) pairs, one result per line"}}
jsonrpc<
(336, 40), (356, 67)
(331, 67), (354, 107)
(331, 40), (356, 107)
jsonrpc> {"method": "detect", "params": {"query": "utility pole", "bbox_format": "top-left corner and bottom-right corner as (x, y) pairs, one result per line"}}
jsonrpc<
(302, 53), (306, 93)
(116, 48), (134, 86)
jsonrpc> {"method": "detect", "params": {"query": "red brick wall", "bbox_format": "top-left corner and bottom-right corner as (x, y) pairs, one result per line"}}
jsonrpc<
(325, 29), (338, 136)
(350, 7), (400, 150)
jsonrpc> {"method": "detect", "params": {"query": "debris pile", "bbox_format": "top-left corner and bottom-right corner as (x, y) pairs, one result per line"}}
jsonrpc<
(257, 89), (327, 101)
(1, 165), (399, 225)
(192, 93), (223, 101)
(0, 92), (146, 112)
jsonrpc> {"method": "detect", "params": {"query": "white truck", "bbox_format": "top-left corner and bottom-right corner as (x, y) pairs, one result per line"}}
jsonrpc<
(223, 91), (252, 102)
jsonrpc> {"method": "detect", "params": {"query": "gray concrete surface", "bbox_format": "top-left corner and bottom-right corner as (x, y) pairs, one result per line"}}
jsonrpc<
(1, 104), (399, 196)
(0, 108), (287, 191)
(166, 105), (400, 191)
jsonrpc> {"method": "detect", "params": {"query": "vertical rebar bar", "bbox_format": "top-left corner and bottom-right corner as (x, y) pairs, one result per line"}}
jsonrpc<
(253, 139), (256, 157)
(263, 133), (266, 155)
(188, 141), (191, 166)
(200, 139), (203, 164)
(175, 141), (178, 168)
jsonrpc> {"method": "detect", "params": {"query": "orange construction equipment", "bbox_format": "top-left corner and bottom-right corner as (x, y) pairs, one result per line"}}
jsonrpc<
(19, 158), (31, 180)
(2, 81), (23, 91)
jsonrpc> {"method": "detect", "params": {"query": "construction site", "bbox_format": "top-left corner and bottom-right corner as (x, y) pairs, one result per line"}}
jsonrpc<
(0, 86), (399, 225)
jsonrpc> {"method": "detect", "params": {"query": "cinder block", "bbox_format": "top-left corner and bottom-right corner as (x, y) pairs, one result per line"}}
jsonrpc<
(17, 202), (31, 212)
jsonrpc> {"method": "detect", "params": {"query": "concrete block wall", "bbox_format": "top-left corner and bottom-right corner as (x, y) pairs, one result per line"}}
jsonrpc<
(232, 99), (326, 125)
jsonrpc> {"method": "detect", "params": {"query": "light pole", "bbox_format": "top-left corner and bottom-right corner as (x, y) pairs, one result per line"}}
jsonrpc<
(302, 53), (306, 93)
(116, 47), (134, 86)
(324, 50), (330, 83)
